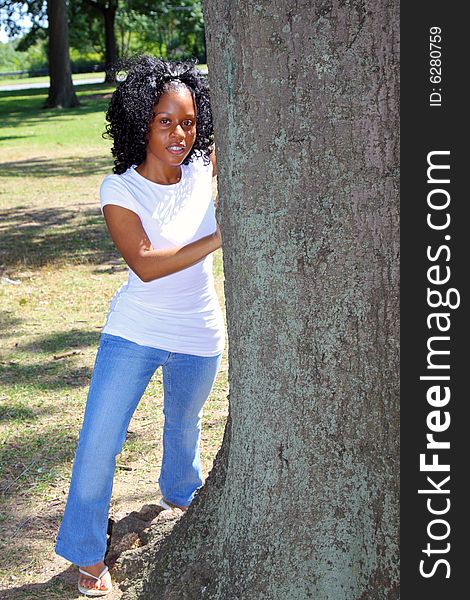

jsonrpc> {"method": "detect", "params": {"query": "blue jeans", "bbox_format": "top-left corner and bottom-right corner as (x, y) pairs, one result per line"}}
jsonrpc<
(55, 333), (222, 566)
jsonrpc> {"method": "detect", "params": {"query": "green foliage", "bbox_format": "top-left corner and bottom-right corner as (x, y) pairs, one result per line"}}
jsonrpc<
(69, 0), (105, 56)
(0, 38), (48, 73)
(115, 0), (206, 61)
(0, 0), (206, 76)
(69, 48), (103, 72)
(69, 0), (206, 63)
(0, 41), (23, 71)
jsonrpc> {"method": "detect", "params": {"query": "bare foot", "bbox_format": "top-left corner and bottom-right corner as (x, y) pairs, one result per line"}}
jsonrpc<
(78, 561), (112, 592)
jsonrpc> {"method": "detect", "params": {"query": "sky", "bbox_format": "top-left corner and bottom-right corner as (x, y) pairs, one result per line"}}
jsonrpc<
(0, 7), (33, 44)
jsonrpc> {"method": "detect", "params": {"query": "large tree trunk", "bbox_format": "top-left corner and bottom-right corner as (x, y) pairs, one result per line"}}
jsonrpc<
(118, 1), (400, 598)
(44, 0), (79, 108)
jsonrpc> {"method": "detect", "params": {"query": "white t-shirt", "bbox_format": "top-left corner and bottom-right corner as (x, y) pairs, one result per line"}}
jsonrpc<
(99, 153), (225, 357)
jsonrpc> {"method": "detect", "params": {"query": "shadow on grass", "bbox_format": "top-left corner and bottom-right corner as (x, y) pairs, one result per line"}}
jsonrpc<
(0, 418), (83, 572)
(0, 106), (109, 130)
(0, 311), (23, 338)
(0, 323), (101, 394)
(0, 82), (113, 99)
(0, 135), (29, 143)
(20, 329), (101, 355)
(0, 402), (36, 422)
(0, 566), (80, 600)
(0, 204), (117, 271)
(0, 155), (111, 178)
(0, 360), (93, 391)
(0, 423), (78, 489)
(0, 83), (115, 121)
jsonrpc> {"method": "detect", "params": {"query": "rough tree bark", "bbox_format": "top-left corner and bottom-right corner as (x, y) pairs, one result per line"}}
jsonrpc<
(44, 0), (80, 108)
(117, 1), (399, 598)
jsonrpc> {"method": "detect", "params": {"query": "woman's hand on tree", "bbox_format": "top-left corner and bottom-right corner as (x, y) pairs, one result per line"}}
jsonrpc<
(213, 222), (222, 249)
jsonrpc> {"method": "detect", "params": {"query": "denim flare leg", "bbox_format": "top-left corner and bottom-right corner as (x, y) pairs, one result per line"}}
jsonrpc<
(55, 333), (222, 566)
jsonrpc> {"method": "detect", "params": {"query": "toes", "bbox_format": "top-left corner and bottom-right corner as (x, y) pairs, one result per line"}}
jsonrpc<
(80, 577), (98, 590)
(79, 571), (111, 592)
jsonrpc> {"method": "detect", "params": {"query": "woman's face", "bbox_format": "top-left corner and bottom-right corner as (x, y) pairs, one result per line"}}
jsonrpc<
(146, 86), (197, 167)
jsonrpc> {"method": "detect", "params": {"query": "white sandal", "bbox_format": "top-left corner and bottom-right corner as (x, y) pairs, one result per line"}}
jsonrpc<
(78, 565), (112, 597)
(159, 498), (188, 511)
(159, 498), (176, 511)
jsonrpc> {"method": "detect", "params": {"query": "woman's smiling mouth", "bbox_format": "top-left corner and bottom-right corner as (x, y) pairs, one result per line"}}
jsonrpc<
(167, 145), (186, 155)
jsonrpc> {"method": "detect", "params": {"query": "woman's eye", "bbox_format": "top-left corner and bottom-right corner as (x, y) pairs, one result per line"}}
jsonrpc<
(158, 118), (193, 127)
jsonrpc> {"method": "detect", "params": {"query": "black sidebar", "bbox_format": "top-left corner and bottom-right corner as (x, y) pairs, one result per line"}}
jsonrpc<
(401, 3), (467, 598)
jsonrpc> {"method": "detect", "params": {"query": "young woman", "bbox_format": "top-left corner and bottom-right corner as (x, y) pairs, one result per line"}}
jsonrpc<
(55, 56), (224, 596)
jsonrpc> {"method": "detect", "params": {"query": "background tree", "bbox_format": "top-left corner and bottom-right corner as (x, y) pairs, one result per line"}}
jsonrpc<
(44, 0), (79, 108)
(114, 0), (400, 598)
(80, 0), (117, 82)
(0, 0), (78, 108)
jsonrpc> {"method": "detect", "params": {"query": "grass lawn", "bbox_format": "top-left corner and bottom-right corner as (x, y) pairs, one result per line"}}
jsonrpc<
(0, 65), (208, 88)
(0, 71), (106, 88)
(0, 83), (228, 598)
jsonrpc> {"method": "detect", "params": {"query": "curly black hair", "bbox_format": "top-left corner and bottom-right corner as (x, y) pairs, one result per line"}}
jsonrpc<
(104, 55), (214, 175)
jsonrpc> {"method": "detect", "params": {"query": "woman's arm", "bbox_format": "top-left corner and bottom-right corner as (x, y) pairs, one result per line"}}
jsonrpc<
(210, 147), (219, 211)
(103, 205), (221, 282)
(210, 146), (217, 177)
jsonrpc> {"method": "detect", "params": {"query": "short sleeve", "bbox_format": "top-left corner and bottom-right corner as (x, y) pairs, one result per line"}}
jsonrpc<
(100, 174), (138, 215)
